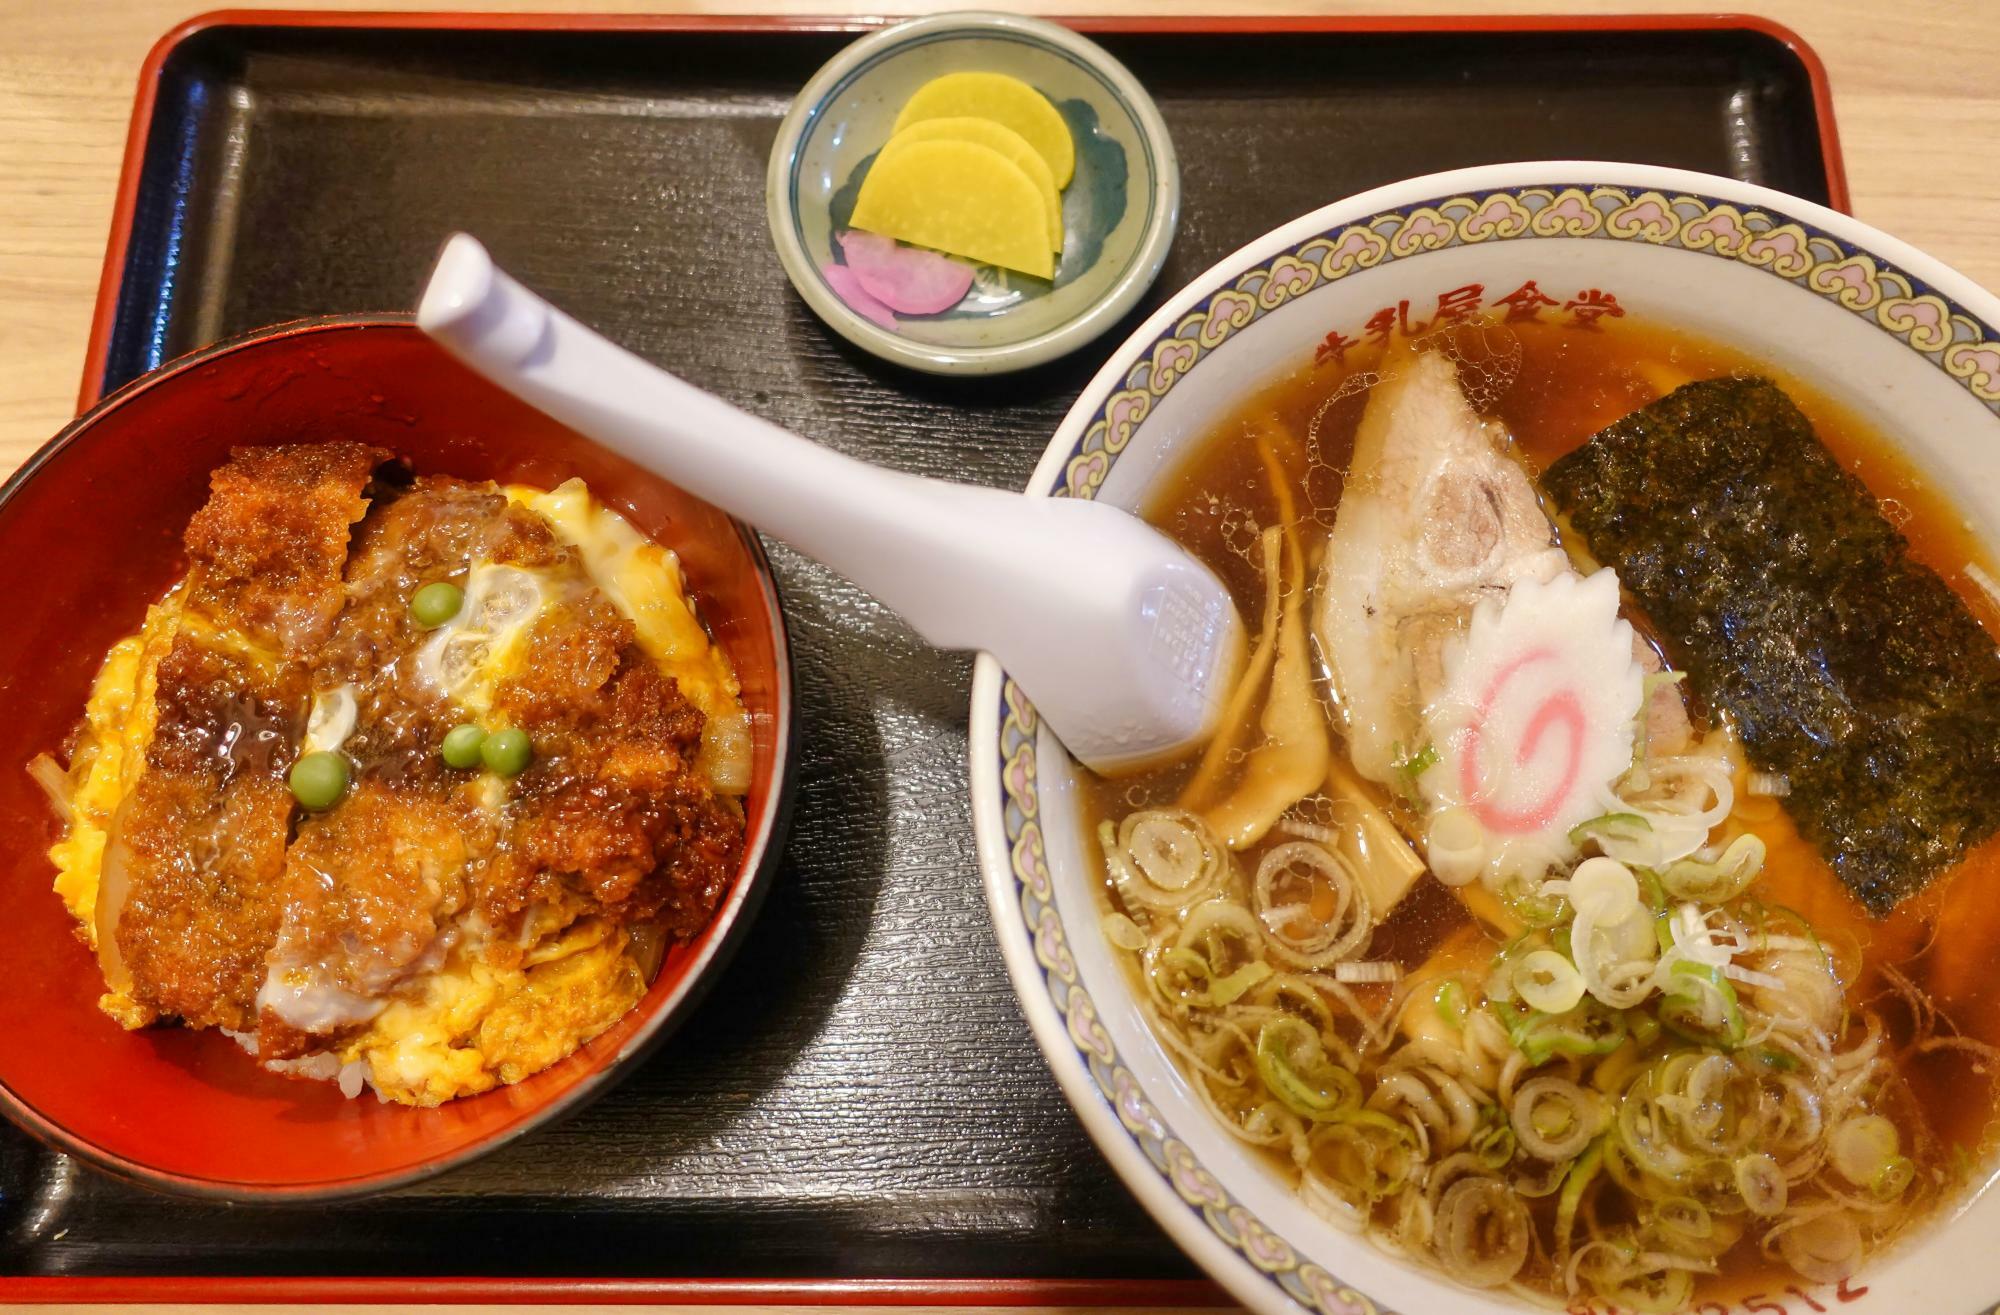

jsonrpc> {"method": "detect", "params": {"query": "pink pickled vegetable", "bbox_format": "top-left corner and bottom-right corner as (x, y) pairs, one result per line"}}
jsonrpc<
(820, 262), (899, 329)
(839, 230), (975, 315)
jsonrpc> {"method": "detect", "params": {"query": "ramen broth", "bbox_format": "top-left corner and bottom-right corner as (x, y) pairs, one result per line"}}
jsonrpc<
(1085, 317), (2000, 1305)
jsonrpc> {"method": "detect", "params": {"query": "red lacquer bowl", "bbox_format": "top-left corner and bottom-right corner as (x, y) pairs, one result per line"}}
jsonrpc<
(0, 318), (794, 1200)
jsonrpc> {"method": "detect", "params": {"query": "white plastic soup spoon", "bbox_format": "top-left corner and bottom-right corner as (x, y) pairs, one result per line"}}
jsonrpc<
(418, 234), (1244, 774)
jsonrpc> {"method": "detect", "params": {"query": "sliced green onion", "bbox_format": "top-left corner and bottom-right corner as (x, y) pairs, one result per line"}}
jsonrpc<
(1657, 961), (1745, 1049)
(1553, 1138), (1603, 1265)
(1102, 810), (1230, 912)
(1484, 934), (1534, 1004)
(1829, 1114), (1901, 1189)
(1567, 811), (1653, 849)
(1735, 1153), (1787, 1216)
(1777, 1209), (1862, 1284)
(1658, 832), (1766, 903)
(1500, 878), (1568, 929)
(1395, 739), (1439, 783)
(1433, 979), (1468, 1029)
(1627, 1011), (1662, 1048)
(1470, 1110), (1516, 1170)
(1432, 1177), (1530, 1287)
(1652, 1195), (1714, 1244)
(1151, 946), (1272, 1009)
(1388, 739), (1439, 802)
(1569, 856), (1641, 921)
(1510, 1001), (1628, 1066)
(1515, 949), (1587, 1015)
(1256, 1017), (1361, 1122)
(1426, 806), (1487, 887)
(1100, 911), (1147, 951)
(1512, 1075), (1600, 1160)
(1873, 1155), (1916, 1201)
(1606, 1267), (1697, 1315)
(1210, 961), (1274, 1005)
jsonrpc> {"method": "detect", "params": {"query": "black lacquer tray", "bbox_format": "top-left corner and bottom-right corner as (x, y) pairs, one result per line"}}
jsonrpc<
(6, 11), (1841, 1301)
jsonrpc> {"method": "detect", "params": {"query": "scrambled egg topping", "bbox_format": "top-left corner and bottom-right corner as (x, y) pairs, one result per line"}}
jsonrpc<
(506, 483), (749, 792)
(47, 478), (747, 1105)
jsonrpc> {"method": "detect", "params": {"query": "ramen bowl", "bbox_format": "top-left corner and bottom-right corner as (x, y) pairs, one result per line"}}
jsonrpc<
(0, 318), (794, 1199)
(970, 161), (2000, 1314)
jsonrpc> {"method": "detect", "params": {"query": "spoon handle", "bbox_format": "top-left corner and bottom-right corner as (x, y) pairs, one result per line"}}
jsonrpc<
(418, 234), (1241, 770)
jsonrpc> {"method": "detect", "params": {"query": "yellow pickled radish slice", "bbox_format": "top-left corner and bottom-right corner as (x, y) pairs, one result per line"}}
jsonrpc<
(879, 117), (1064, 250)
(849, 139), (1054, 279)
(891, 72), (1075, 189)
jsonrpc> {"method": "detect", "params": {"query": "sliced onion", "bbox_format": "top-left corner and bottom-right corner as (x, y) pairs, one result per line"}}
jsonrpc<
(94, 794), (137, 992)
(1426, 806), (1486, 887)
(1431, 1176), (1531, 1287)
(1514, 949), (1586, 1015)
(1638, 754), (1736, 830)
(1333, 960), (1401, 984)
(28, 752), (73, 823)
(1722, 963), (1784, 990)
(1747, 770), (1791, 798)
(1104, 810), (1230, 911)
(1967, 559), (2000, 612)
(1511, 1076), (1601, 1161)
(1252, 841), (1371, 968)
(1277, 816), (1340, 844)
(301, 684), (358, 755)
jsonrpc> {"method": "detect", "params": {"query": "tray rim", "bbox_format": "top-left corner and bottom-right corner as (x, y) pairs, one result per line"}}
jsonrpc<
(0, 1277), (1235, 1306)
(26, 8), (1847, 1306)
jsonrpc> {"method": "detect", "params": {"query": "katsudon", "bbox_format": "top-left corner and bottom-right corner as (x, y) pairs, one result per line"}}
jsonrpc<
(34, 442), (750, 1106)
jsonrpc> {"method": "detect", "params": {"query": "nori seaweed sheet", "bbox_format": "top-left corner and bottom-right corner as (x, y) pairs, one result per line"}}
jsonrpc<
(1544, 376), (2000, 914)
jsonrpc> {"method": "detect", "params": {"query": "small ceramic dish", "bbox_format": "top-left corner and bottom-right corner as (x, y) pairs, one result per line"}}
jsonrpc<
(0, 318), (795, 1200)
(766, 11), (1179, 375)
(970, 162), (2000, 1315)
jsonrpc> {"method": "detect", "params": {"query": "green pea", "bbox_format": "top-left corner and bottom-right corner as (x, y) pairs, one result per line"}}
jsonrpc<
(441, 723), (487, 769)
(481, 727), (532, 777)
(410, 581), (465, 628)
(289, 751), (350, 811)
